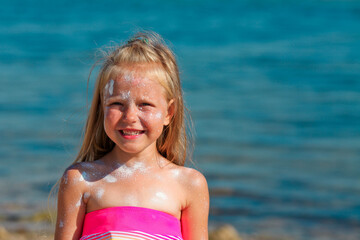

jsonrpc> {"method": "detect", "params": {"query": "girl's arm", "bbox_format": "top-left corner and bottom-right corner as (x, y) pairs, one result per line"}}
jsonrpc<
(181, 169), (210, 240)
(54, 167), (87, 240)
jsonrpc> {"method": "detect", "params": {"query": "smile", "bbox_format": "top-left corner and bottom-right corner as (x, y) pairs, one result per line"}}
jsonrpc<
(119, 129), (145, 139)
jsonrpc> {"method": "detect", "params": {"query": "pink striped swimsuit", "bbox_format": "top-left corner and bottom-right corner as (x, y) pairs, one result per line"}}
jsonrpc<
(80, 206), (183, 240)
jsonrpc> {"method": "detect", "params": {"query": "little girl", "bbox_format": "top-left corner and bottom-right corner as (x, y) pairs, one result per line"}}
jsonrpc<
(54, 31), (209, 240)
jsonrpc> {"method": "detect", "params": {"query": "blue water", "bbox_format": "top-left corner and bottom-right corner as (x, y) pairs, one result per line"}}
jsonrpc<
(1, 0), (360, 239)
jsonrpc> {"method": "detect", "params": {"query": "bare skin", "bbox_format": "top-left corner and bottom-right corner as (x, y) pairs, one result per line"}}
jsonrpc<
(54, 65), (209, 240)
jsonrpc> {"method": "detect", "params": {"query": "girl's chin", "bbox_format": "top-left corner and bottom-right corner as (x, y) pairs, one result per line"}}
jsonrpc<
(113, 143), (157, 155)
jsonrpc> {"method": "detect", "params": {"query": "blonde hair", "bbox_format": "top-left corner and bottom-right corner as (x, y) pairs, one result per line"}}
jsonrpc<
(75, 31), (191, 166)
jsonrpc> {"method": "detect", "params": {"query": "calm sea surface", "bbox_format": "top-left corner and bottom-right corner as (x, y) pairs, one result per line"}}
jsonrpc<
(1, 0), (360, 239)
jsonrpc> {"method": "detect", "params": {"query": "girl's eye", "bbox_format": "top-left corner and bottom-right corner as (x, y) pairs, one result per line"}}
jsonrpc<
(139, 103), (151, 107)
(111, 102), (123, 106)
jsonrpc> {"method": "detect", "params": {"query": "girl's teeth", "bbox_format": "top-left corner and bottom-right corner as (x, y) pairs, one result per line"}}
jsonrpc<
(122, 130), (141, 135)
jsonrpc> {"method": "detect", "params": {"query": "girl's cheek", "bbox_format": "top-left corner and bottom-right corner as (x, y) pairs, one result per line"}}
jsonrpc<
(105, 107), (121, 118)
(140, 111), (165, 134)
(140, 111), (163, 123)
(154, 112), (163, 120)
(104, 108), (123, 126)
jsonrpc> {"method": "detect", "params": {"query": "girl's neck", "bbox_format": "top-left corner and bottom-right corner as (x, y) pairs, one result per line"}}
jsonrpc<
(106, 144), (162, 168)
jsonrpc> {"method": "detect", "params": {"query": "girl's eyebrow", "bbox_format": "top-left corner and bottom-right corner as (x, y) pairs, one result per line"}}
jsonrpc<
(104, 96), (116, 101)
(106, 92), (130, 100)
(107, 95), (123, 99)
(104, 96), (126, 103)
(139, 95), (151, 100)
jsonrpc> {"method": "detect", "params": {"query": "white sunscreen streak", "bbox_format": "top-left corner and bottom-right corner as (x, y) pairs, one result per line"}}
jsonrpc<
(133, 161), (147, 172)
(81, 167), (99, 183)
(155, 112), (162, 119)
(114, 166), (132, 178)
(79, 174), (84, 182)
(104, 175), (117, 183)
(124, 74), (133, 82)
(114, 161), (149, 178)
(59, 220), (64, 228)
(75, 197), (82, 207)
(104, 79), (114, 98)
(80, 172), (89, 183)
(155, 192), (168, 200)
(96, 188), (105, 200)
(109, 79), (114, 95)
(120, 90), (131, 100)
(172, 169), (180, 177)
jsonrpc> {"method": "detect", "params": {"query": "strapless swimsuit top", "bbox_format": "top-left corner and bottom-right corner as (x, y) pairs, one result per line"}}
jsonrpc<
(80, 206), (183, 240)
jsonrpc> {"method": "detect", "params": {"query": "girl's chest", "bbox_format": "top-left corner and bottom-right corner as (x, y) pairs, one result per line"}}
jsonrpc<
(85, 173), (185, 219)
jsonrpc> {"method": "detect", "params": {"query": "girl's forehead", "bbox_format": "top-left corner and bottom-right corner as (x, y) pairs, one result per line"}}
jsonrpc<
(113, 63), (166, 87)
(114, 72), (159, 88)
(103, 64), (169, 99)
(103, 74), (166, 100)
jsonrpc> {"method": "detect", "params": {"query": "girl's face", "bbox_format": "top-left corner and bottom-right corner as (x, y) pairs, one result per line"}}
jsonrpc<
(102, 69), (173, 155)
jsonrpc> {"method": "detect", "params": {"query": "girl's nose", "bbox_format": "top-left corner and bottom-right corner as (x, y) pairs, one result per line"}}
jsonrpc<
(122, 104), (138, 122)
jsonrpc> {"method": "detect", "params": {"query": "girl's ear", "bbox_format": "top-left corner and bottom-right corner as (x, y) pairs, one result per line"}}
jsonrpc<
(164, 99), (175, 126)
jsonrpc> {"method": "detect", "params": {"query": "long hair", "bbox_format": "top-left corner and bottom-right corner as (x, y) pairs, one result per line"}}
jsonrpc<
(74, 31), (192, 166)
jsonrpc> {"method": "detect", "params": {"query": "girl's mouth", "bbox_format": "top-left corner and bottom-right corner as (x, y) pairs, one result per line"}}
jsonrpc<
(120, 129), (145, 137)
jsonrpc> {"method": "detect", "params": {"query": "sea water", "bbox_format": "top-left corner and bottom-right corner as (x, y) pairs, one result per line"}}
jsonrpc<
(0, 0), (359, 239)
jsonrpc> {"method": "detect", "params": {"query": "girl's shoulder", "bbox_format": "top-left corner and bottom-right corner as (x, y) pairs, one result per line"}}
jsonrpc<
(165, 163), (208, 192)
(164, 163), (209, 211)
(61, 160), (106, 186)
